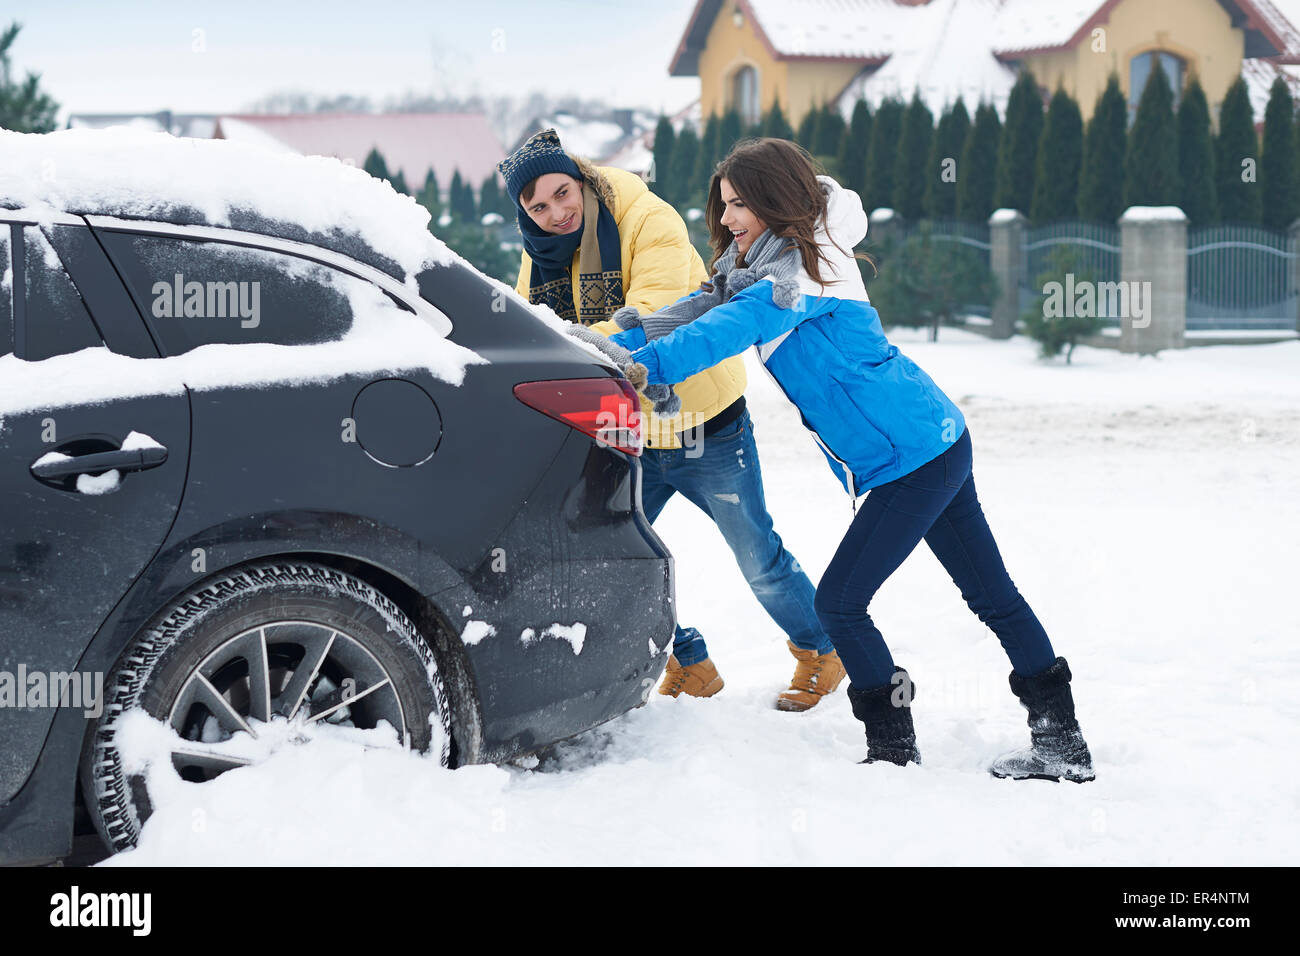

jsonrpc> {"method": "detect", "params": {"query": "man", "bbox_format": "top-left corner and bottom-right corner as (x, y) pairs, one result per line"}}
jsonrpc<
(499, 128), (842, 711)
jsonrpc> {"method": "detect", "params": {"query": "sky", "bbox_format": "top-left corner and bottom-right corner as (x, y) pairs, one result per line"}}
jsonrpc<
(3, 0), (703, 120)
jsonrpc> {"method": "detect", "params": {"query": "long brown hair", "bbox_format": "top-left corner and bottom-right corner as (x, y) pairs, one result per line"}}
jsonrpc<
(704, 137), (867, 288)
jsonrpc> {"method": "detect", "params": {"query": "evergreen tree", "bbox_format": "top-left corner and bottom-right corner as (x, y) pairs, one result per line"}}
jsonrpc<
(479, 174), (508, 218)
(924, 99), (970, 219)
(796, 104), (819, 150)
(1123, 61), (1180, 208)
(812, 103), (847, 165)
(0, 23), (58, 132)
(893, 93), (934, 220)
(389, 169), (410, 196)
(1030, 88), (1083, 223)
(1078, 73), (1127, 222)
(1022, 245), (1103, 363)
(416, 169), (442, 218)
(1215, 77), (1260, 224)
(695, 113), (721, 190)
(867, 225), (995, 341)
(957, 102), (1001, 222)
(669, 124), (700, 209)
(449, 169), (476, 221)
(1177, 75), (1217, 225)
(865, 97), (905, 212)
(1260, 76), (1300, 231)
(761, 97), (795, 140)
(836, 99), (872, 196)
(718, 107), (744, 159)
(995, 70), (1044, 213)
(650, 116), (675, 199)
(362, 147), (391, 184)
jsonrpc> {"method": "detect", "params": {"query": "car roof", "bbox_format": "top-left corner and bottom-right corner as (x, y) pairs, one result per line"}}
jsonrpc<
(0, 126), (457, 284)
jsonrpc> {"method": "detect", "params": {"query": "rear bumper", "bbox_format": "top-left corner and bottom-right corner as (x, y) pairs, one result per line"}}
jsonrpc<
(447, 436), (675, 762)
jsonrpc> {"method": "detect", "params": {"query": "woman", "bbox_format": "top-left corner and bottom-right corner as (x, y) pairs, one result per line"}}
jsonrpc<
(612, 138), (1095, 781)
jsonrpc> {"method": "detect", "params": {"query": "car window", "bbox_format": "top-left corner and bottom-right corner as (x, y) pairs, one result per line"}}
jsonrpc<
(0, 229), (11, 357)
(105, 234), (387, 356)
(22, 226), (104, 362)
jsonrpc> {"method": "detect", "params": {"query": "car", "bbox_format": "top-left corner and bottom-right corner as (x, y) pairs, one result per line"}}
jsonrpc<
(0, 129), (675, 865)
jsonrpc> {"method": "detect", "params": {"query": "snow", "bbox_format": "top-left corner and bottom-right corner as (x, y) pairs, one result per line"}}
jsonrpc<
(98, 330), (1300, 865)
(461, 621), (496, 646)
(0, 255), (485, 418)
(211, 117), (296, 155)
(121, 431), (164, 452)
(31, 451), (72, 468)
(1119, 206), (1188, 223)
(522, 623), (588, 656)
(547, 113), (629, 160)
(75, 470), (121, 495)
(834, 0), (1018, 115)
(989, 208), (1024, 224)
(991, 0), (1106, 54)
(869, 207), (896, 222)
(0, 127), (455, 282)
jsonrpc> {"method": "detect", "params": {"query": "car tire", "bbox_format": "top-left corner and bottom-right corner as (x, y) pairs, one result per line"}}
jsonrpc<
(80, 561), (451, 854)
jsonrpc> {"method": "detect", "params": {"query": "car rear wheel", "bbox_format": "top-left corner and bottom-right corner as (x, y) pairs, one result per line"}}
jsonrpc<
(81, 561), (451, 854)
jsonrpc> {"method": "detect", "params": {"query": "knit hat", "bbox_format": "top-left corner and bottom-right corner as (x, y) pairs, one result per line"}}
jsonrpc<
(497, 128), (583, 206)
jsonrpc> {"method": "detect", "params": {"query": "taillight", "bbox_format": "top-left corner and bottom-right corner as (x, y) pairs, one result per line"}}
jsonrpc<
(514, 378), (643, 456)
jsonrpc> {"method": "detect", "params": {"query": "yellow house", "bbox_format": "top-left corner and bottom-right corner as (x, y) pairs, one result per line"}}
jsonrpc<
(669, 0), (1300, 126)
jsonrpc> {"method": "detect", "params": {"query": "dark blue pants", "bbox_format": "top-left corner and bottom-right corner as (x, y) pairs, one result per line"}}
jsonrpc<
(813, 428), (1058, 689)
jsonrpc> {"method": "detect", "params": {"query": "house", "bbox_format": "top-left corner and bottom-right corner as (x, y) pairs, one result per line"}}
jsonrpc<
(212, 112), (506, 195)
(669, 0), (1300, 126)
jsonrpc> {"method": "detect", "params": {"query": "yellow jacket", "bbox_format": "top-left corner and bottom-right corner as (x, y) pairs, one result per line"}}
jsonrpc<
(514, 156), (746, 449)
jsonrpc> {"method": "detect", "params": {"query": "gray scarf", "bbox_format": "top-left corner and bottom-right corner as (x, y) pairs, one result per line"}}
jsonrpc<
(611, 229), (803, 341)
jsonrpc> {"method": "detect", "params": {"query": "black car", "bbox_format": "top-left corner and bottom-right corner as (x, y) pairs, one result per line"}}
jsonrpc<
(0, 173), (674, 864)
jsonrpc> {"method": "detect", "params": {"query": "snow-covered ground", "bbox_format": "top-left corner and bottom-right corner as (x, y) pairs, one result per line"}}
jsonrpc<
(103, 330), (1300, 866)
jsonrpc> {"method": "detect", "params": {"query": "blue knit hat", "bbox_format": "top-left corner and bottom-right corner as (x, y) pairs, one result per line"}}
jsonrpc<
(498, 128), (582, 206)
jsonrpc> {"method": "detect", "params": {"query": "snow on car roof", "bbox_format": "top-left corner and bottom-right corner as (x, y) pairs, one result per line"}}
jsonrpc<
(0, 127), (456, 283)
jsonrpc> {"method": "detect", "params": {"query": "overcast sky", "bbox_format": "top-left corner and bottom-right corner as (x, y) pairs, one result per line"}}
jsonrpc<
(5, 0), (703, 119)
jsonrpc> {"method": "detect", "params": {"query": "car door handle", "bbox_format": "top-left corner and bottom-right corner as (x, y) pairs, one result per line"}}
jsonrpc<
(31, 445), (168, 479)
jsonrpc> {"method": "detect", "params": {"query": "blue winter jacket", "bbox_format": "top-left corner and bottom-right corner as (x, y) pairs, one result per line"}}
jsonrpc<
(622, 177), (965, 498)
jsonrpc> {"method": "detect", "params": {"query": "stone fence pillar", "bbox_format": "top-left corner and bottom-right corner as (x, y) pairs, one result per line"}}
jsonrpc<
(1290, 218), (1300, 336)
(868, 207), (902, 248)
(988, 208), (1026, 339)
(1119, 206), (1187, 353)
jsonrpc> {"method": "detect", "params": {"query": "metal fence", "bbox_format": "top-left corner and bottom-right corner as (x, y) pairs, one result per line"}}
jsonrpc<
(1021, 221), (1123, 326)
(865, 213), (1299, 338)
(878, 218), (994, 318)
(1186, 224), (1297, 331)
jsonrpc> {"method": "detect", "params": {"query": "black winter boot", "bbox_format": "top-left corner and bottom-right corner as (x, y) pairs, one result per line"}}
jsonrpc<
(846, 668), (921, 766)
(990, 657), (1095, 783)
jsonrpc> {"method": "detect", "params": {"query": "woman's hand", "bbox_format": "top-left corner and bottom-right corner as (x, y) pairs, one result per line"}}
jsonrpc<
(563, 324), (680, 417)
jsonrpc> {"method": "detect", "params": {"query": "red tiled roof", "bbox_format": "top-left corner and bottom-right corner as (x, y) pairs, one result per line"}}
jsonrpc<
(213, 112), (506, 189)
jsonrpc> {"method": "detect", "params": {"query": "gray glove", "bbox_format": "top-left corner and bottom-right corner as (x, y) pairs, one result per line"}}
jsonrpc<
(564, 322), (681, 417)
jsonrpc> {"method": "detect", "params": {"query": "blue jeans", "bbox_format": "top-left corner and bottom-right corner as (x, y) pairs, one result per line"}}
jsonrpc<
(641, 408), (831, 666)
(813, 428), (1058, 689)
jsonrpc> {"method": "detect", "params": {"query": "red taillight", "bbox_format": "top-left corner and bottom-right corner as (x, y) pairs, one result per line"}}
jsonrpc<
(514, 378), (643, 456)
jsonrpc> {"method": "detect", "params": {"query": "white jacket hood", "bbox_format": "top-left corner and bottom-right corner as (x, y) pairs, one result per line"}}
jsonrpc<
(795, 175), (871, 302)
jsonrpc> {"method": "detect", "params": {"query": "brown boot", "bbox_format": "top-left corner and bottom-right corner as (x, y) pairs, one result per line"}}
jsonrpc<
(776, 641), (846, 711)
(658, 655), (724, 698)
